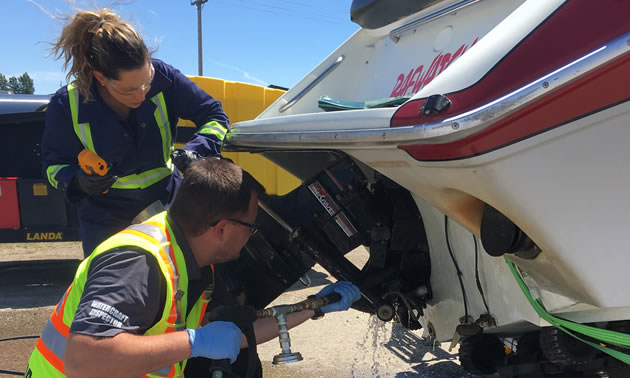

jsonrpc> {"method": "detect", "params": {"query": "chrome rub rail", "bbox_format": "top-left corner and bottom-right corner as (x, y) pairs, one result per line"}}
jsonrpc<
(227, 32), (630, 150)
(389, 0), (481, 43)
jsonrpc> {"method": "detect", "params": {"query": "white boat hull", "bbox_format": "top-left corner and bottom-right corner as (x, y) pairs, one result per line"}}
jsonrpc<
(225, 0), (630, 374)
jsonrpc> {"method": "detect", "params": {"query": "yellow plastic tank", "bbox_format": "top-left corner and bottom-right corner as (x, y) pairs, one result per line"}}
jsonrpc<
(177, 77), (301, 195)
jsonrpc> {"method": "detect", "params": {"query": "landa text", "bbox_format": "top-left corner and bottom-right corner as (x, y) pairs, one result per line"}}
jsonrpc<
(26, 232), (63, 241)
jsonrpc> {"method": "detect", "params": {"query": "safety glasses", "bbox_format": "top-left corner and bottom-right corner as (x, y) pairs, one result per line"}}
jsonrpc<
(106, 64), (155, 96)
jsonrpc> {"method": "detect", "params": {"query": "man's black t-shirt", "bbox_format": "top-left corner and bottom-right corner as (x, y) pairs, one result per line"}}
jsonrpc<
(70, 247), (165, 337)
(69, 215), (261, 377)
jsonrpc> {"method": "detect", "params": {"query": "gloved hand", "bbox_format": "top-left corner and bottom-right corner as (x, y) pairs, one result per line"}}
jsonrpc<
(186, 321), (242, 363)
(71, 170), (117, 196)
(315, 281), (361, 313)
(171, 149), (202, 173)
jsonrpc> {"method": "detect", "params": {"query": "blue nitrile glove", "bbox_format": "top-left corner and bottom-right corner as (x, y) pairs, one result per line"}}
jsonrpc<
(186, 321), (242, 363)
(315, 281), (361, 313)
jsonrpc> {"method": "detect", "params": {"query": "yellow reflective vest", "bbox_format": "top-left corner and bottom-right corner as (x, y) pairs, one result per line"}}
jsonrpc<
(26, 211), (213, 377)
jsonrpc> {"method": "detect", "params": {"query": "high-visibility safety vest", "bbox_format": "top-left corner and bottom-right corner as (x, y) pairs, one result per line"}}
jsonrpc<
(25, 211), (214, 378)
(46, 83), (226, 191)
(69, 83), (176, 190)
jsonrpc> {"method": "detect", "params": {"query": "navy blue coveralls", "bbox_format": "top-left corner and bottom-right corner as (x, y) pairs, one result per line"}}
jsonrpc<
(41, 59), (229, 255)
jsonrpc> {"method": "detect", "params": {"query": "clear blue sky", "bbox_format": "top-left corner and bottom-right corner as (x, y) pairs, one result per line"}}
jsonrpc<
(1, 0), (359, 95)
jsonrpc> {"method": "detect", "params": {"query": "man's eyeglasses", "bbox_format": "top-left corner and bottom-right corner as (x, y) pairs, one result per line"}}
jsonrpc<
(228, 219), (259, 235)
(106, 64), (155, 96)
(209, 218), (259, 235)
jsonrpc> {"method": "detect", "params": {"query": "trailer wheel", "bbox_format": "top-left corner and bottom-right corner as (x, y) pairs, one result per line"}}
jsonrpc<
(459, 334), (506, 375)
(516, 331), (541, 356)
(539, 327), (600, 367)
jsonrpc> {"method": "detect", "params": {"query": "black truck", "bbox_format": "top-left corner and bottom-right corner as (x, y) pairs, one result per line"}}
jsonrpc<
(0, 94), (78, 243)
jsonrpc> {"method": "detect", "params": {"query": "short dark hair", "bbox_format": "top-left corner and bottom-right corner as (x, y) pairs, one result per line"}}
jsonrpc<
(169, 158), (266, 236)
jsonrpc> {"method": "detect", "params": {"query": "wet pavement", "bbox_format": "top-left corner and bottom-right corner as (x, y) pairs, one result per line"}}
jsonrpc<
(0, 243), (472, 377)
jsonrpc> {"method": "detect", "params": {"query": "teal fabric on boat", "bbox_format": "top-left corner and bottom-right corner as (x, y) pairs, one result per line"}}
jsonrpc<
(318, 95), (412, 111)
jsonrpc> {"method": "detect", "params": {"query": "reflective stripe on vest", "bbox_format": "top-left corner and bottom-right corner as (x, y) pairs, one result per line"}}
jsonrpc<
(39, 320), (67, 364)
(151, 93), (173, 166)
(198, 120), (227, 141)
(67, 83), (95, 151)
(125, 223), (184, 331)
(66, 85), (174, 190)
(28, 282), (74, 376)
(27, 212), (210, 377)
(46, 164), (69, 189)
(110, 165), (173, 190)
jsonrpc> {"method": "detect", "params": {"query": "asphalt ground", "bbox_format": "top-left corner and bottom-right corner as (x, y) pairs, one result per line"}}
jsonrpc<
(0, 242), (472, 378)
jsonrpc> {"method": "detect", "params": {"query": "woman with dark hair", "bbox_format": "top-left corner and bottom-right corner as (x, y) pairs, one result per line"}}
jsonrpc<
(42, 9), (228, 256)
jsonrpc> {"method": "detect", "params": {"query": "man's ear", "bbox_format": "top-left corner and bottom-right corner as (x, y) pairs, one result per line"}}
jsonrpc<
(212, 219), (228, 242)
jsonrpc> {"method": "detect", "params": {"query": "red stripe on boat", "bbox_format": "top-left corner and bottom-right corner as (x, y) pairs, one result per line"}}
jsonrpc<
(391, 0), (630, 160)
(400, 53), (630, 161)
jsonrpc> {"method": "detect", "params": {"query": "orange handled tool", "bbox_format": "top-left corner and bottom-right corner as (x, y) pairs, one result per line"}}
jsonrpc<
(78, 149), (108, 176)
(78, 149), (111, 193)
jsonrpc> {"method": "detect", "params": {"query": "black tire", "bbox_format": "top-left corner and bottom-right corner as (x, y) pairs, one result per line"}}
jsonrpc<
(517, 331), (541, 356)
(539, 327), (600, 367)
(459, 334), (506, 375)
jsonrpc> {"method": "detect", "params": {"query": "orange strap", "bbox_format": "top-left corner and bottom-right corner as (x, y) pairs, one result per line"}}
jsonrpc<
(35, 338), (65, 374)
(50, 284), (73, 337)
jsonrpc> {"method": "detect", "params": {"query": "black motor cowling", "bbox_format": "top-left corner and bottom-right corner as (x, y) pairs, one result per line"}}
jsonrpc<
(222, 154), (432, 329)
